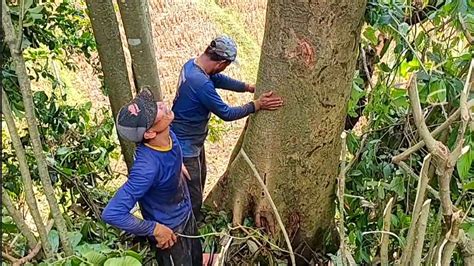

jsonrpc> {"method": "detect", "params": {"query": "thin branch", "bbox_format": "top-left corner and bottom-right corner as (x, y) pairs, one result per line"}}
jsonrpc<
(14, 220), (54, 266)
(2, 252), (18, 263)
(398, 161), (439, 199)
(2, 191), (38, 249)
(459, 13), (474, 45)
(2, 89), (52, 257)
(411, 199), (431, 265)
(406, 74), (439, 152)
(392, 99), (474, 163)
(15, 0), (24, 51)
(400, 155), (432, 265)
(450, 59), (474, 163)
(360, 47), (374, 90)
(380, 197), (394, 266)
(338, 132), (348, 266)
(2, 0), (73, 256)
(344, 134), (367, 173)
(239, 149), (296, 266)
(361, 231), (403, 246)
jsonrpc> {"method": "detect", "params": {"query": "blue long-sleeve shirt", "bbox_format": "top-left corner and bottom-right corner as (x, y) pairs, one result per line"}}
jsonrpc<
(171, 59), (255, 157)
(101, 131), (191, 236)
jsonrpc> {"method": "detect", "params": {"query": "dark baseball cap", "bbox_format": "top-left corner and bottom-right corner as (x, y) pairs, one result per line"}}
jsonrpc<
(116, 88), (157, 143)
(208, 35), (237, 62)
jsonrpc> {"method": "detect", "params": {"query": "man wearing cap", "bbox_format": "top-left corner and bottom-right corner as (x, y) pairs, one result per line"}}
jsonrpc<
(102, 88), (202, 265)
(171, 36), (284, 222)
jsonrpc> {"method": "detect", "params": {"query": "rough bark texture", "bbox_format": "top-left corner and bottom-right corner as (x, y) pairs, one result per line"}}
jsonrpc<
(85, 0), (135, 170)
(117, 0), (162, 100)
(2, 1), (73, 256)
(2, 90), (48, 255)
(207, 0), (366, 256)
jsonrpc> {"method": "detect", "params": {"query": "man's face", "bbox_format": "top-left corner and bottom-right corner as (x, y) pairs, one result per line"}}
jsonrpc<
(148, 102), (174, 134)
(211, 60), (231, 75)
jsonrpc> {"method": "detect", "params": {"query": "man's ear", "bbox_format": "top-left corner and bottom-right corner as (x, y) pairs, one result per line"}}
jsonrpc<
(143, 130), (156, 140)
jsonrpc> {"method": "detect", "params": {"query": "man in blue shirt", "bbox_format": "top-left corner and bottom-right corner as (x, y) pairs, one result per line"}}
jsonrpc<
(171, 36), (284, 221)
(102, 88), (202, 265)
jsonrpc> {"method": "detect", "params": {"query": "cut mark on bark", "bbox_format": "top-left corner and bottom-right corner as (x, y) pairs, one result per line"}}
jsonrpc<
(285, 37), (315, 68)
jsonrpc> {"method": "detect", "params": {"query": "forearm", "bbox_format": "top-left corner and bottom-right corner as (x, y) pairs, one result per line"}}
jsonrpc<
(216, 102), (255, 121)
(102, 209), (155, 236)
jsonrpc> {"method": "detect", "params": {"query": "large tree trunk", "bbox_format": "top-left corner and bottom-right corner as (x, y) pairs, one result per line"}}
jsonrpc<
(207, 0), (366, 258)
(85, 0), (135, 170)
(117, 0), (162, 100)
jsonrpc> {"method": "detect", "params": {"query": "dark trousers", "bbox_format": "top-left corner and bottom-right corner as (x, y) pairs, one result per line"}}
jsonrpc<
(183, 147), (207, 222)
(154, 215), (202, 266)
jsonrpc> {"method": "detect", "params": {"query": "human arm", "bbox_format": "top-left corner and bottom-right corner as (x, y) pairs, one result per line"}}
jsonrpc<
(210, 73), (251, 93)
(196, 82), (256, 121)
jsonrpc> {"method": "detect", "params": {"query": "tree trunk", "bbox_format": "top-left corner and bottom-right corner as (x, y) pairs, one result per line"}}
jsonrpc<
(117, 0), (162, 100)
(2, 1), (73, 256)
(2, 190), (38, 251)
(2, 90), (48, 256)
(207, 0), (366, 258)
(85, 0), (135, 170)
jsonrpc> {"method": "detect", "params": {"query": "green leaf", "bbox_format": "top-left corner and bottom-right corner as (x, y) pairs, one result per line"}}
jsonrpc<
(23, 0), (34, 10)
(57, 147), (70, 156)
(458, 149), (472, 180)
(103, 256), (141, 266)
(68, 231), (82, 248)
(84, 250), (107, 265)
(389, 175), (406, 198)
(123, 250), (142, 263)
(28, 5), (44, 13)
(363, 26), (378, 45)
(48, 230), (60, 253)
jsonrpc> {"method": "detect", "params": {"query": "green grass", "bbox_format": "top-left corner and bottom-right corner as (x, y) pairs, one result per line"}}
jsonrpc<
(197, 0), (261, 83)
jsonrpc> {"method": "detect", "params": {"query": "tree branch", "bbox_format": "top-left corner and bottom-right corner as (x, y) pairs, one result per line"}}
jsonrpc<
(1, 89), (52, 257)
(338, 132), (348, 266)
(2, 0), (73, 256)
(450, 59), (474, 163)
(400, 155), (432, 265)
(392, 99), (474, 164)
(380, 197), (394, 266)
(411, 199), (431, 265)
(459, 13), (474, 45)
(2, 191), (38, 249)
(240, 149), (296, 266)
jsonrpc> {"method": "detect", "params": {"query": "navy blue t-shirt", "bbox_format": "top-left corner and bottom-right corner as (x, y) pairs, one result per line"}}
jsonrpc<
(102, 131), (191, 236)
(171, 59), (255, 157)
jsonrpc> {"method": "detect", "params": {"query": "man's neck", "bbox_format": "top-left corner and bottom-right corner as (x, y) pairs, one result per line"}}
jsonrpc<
(147, 129), (171, 148)
(195, 55), (213, 75)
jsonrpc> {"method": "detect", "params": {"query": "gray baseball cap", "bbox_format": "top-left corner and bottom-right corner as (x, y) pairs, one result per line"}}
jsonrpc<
(116, 88), (157, 143)
(208, 35), (237, 62)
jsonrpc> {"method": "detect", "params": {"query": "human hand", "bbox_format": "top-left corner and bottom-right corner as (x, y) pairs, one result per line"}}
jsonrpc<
(254, 91), (283, 111)
(153, 223), (177, 249)
(181, 164), (190, 181)
(245, 83), (256, 93)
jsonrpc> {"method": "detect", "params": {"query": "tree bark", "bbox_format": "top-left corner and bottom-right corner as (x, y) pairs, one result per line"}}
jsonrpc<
(85, 0), (135, 170)
(2, 90), (49, 255)
(207, 0), (366, 259)
(2, 190), (38, 251)
(117, 0), (162, 100)
(2, 1), (73, 256)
